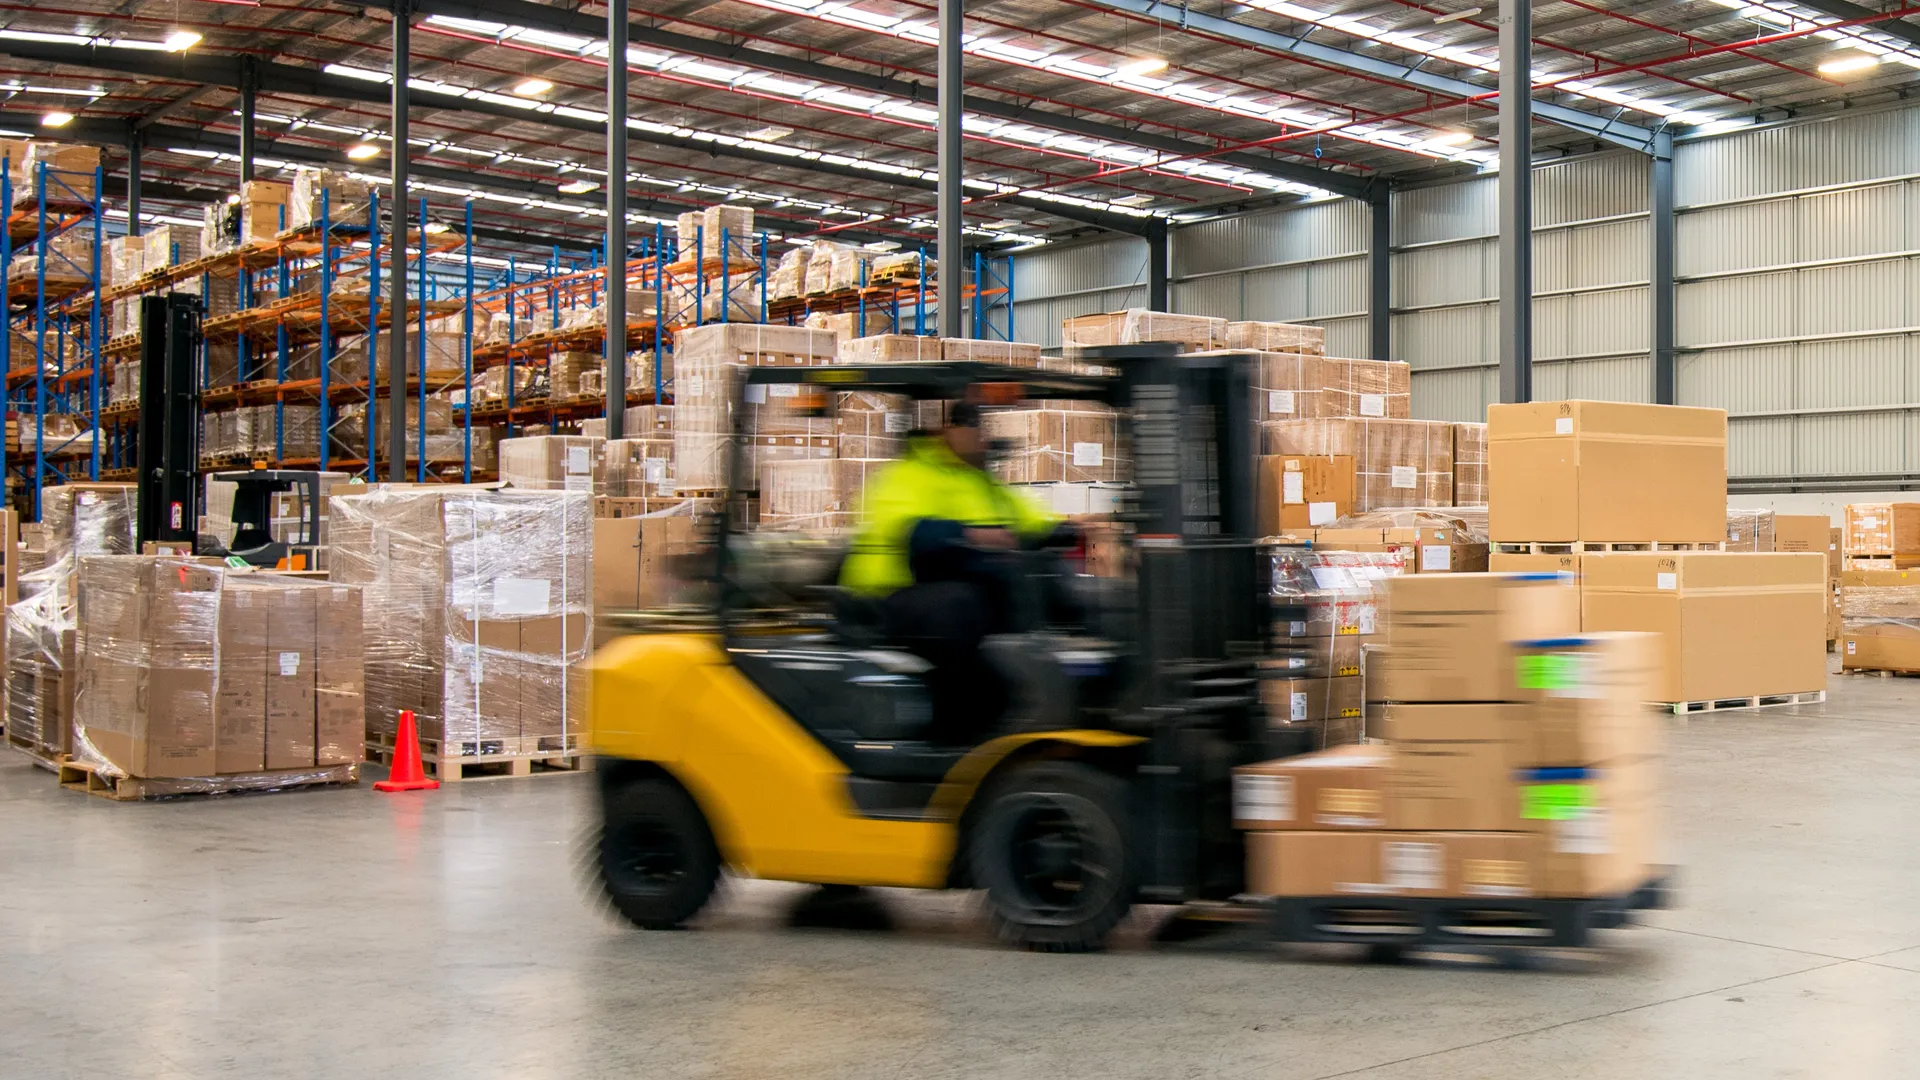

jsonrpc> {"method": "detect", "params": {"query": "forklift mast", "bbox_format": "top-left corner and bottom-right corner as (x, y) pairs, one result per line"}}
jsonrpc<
(134, 293), (203, 549)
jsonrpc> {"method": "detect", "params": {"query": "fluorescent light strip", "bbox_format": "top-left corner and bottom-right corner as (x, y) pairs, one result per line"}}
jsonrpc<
(414, 17), (1333, 198)
(1704, 0), (1920, 70)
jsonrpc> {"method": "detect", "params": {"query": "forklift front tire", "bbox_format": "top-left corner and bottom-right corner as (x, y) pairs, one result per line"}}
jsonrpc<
(971, 761), (1135, 953)
(598, 776), (722, 930)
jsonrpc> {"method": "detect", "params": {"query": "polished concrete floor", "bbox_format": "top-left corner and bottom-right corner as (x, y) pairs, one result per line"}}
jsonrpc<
(6, 675), (1919, 1079)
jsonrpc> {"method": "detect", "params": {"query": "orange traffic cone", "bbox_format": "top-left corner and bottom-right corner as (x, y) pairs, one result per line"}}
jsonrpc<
(374, 709), (440, 792)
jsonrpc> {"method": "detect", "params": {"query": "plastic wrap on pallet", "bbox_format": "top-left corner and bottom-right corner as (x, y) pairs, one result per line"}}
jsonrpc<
(142, 224), (201, 270)
(1060, 309), (1227, 351)
(330, 487), (591, 750)
(499, 435), (606, 492)
(289, 168), (374, 230)
(1248, 351), (1325, 421)
(548, 350), (599, 399)
(599, 438), (676, 497)
(1726, 508), (1776, 552)
(12, 141), (100, 199)
(582, 404), (673, 440)
(940, 338), (1044, 366)
(804, 240), (864, 294)
(5, 586), (75, 758)
(676, 204), (754, 262)
(106, 235), (144, 286)
(68, 556), (365, 784)
(26, 485), (136, 593)
(1262, 547), (1402, 743)
(760, 457), (888, 531)
(1332, 508), (1490, 544)
(201, 200), (240, 255)
(769, 245), (810, 301)
(700, 277), (762, 324)
(1262, 418), (1454, 511)
(984, 407), (1128, 485)
(1226, 320), (1327, 354)
(836, 391), (909, 459)
(1319, 357), (1412, 420)
(808, 308), (896, 341)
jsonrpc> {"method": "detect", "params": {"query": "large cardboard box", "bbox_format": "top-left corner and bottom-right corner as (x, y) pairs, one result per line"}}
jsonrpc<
(265, 587), (319, 769)
(1840, 621), (1920, 672)
(1389, 738), (1527, 831)
(1488, 552), (1582, 575)
(1061, 309), (1226, 350)
(73, 558), (222, 779)
(1262, 418), (1453, 511)
(1317, 520), (1488, 574)
(1231, 744), (1391, 831)
(214, 585), (271, 774)
(1380, 573), (1581, 702)
(1257, 455), (1352, 535)
(1844, 502), (1920, 556)
(1259, 675), (1363, 727)
(1581, 552), (1826, 702)
(1773, 514), (1831, 556)
(1486, 401), (1727, 543)
(1518, 756), (1659, 897)
(1246, 830), (1539, 898)
(314, 585), (365, 766)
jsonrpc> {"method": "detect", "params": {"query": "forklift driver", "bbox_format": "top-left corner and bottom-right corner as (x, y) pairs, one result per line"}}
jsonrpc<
(837, 402), (1060, 746)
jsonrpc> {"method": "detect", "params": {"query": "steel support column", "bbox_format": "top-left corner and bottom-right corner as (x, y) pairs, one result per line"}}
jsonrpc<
(1369, 186), (1391, 361)
(1145, 220), (1170, 311)
(1497, 0), (1532, 405)
(126, 126), (143, 237)
(239, 59), (257, 184)
(606, 0), (628, 439)
(388, 1), (410, 480)
(936, 0), (963, 337)
(1651, 131), (1676, 406)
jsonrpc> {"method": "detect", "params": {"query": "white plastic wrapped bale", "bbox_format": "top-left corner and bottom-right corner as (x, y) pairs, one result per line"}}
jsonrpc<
(290, 167), (374, 229)
(672, 323), (837, 490)
(804, 240), (864, 294)
(1061, 309), (1226, 351)
(5, 586), (76, 759)
(27, 484), (136, 592)
(760, 458), (888, 531)
(106, 235), (144, 286)
(329, 487), (593, 749)
(769, 245), (810, 300)
(1226, 321), (1326, 354)
(984, 408), (1128, 484)
(499, 435), (606, 491)
(1262, 418), (1455, 511)
(142, 223), (202, 269)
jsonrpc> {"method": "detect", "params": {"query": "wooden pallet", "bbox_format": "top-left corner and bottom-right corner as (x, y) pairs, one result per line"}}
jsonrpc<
(364, 730), (590, 783)
(57, 758), (359, 800)
(1491, 540), (1728, 555)
(1664, 689), (1825, 715)
(1844, 667), (1920, 678)
(1843, 555), (1920, 570)
(5, 732), (65, 773)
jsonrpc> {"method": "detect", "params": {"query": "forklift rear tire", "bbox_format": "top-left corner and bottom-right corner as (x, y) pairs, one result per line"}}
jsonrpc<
(971, 761), (1135, 953)
(598, 776), (721, 930)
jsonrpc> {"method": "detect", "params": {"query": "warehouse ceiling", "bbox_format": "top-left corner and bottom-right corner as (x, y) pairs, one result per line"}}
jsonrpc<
(1, 0), (1917, 265)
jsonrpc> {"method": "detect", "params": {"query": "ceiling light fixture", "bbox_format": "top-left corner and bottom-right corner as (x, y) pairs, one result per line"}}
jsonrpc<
(1432, 7), (1481, 23)
(163, 30), (202, 51)
(744, 125), (794, 141)
(513, 77), (555, 96)
(864, 240), (902, 251)
(40, 111), (72, 127)
(1112, 193), (1154, 207)
(557, 179), (600, 194)
(1428, 130), (1474, 145)
(1113, 57), (1168, 79)
(346, 142), (381, 160)
(1817, 52), (1881, 76)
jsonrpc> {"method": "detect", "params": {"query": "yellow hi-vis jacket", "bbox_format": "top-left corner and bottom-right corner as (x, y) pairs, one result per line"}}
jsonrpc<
(837, 436), (1057, 597)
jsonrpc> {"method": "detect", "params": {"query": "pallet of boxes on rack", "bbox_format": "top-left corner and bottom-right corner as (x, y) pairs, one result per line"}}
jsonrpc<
(1486, 401), (1827, 713)
(330, 485), (592, 781)
(1239, 572), (1669, 938)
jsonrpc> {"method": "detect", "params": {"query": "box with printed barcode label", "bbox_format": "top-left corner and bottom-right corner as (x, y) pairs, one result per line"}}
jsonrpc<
(1231, 744), (1390, 831)
(1245, 830), (1540, 898)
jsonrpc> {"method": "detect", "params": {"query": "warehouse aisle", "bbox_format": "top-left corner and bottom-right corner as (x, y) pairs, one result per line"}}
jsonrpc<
(6, 679), (1920, 1080)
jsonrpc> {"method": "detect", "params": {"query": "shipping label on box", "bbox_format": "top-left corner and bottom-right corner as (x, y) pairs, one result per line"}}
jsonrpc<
(1245, 830), (1540, 898)
(1232, 743), (1390, 830)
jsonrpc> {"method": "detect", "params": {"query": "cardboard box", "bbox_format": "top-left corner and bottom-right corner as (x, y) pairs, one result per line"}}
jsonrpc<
(1319, 357), (1411, 420)
(1246, 830), (1539, 898)
(1840, 621), (1920, 672)
(985, 408), (1124, 484)
(1486, 401), (1727, 544)
(1252, 352), (1324, 420)
(1259, 675), (1363, 726)
(1061, 309), (1226, 350)
(314, 585), (365, 766)
(1380, 573), (1582, 702)
(1317, 522), (1488, 574)
(1830, 526), (1844, 578)
(1257, 455), (1352, 535)
(1510, 633), (1663, 766)
(1773, 514), (1831, 555)
(499, 435), (605, 492)
(214, 586), (271, 774)
(1261, 418), (1454, 510)
(74, 558), (222, 779)
(1844, 503), (1920, 556)
(1580, 552), (1827, 702)
(1489, 552), (1583, 575)
(1517, 757), (1659, 897)
(1389, 739), (1527, 831)
(1231, 744), (1391, 831)
(265, 586), (319, 769)
(1453, 422), (1488, 507)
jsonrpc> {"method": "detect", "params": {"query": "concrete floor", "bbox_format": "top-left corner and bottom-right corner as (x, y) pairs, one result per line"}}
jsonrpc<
(5, 677), (1920, 1080)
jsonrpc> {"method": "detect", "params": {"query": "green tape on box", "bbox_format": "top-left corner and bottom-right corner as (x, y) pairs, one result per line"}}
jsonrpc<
(1515, 653), (1581, 691)
(1522, 783), (1592, 821)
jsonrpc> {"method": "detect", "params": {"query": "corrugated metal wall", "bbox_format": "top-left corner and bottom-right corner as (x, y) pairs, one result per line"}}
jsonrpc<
(1675, 105), (1920, 482)
(1393, 152), (1653, 422)
(1169, 198), (1372, 356)
(1006, 234), (1148, 349)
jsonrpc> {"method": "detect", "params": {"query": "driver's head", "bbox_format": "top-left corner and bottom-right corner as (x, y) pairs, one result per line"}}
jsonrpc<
(942, 401), (986, 468)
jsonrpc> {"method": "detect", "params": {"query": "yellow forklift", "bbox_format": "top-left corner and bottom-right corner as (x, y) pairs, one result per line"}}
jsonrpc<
(588, 345), (1284, 950)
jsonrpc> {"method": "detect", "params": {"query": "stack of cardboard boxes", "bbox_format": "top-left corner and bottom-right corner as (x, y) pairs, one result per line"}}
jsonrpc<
(1239, 573), (1661, 901)
(1838, 501), (1920, 671)
(1487, 401), (1827, 705)
(671, 323), (840, 491)
(1261, 550), (1400, 750)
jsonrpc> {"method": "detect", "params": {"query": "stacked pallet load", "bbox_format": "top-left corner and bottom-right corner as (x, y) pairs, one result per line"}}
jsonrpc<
(1838, 564), (1920, 673)
(1307, 509), (1490, 574)
(4, 485), (136, 765)
(808, 308), (897, 340)
(63, 557), (364, 799)
(1061, 309), (1227, 352)
(330, 487), (592, 781)
(1488, 402), (1827, 710)
(671, 323), (839, 494)
(1842, 502), (1920, 570)
(1452, 422), (1488, 506)
(498, 434), (605, 492)
(1240, 573), (1664, 913)
(1261, 549), (1402, 752)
